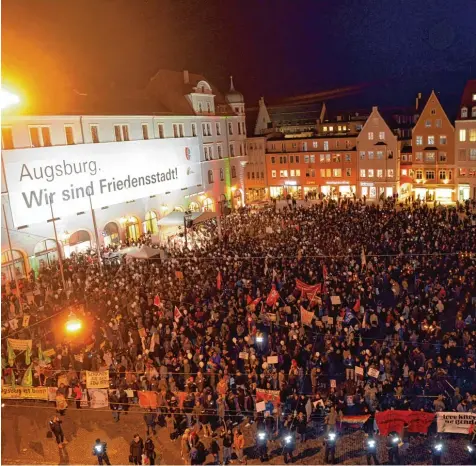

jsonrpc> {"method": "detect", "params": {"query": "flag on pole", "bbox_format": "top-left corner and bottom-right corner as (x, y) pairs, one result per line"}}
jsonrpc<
(322, 264), (328, 280)
(21, 364), (33, 387)
(217, 271), (223, 290)
(25, 344), (31, 365)
(300, 306), (314, 326)
(296, 279), (322, 296)
(266, 285), (280, 306)
(174, 306), (183, 321)
(7, 340), (15, 367)
(361, 246), (367, 269)
(153, 295), (161, 307)
(246, 295), (253, 305)
(353, 299), (361, 312)
(251, 297), (262, 307)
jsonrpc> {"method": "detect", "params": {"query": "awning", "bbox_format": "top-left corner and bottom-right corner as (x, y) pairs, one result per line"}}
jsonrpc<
(400, 176), (413, 184)
(157, 211), (201, 226)
(125, 245), (161, 259)
(192, 211), (217, 226)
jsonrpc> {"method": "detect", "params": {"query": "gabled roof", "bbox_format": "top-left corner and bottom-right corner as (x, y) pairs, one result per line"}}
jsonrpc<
(459, 79), (476, 119)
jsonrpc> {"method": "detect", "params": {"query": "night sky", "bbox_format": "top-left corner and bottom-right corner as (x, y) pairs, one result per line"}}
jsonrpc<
(2, 0), (475, 117)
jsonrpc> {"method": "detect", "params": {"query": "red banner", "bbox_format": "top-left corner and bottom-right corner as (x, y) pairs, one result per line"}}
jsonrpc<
(266, 286), (279, 306)
(138, 391), (158, 409)
(296, 279), (322, 295)
(376, 410), (435, 436)
(256, 389), (280, 405)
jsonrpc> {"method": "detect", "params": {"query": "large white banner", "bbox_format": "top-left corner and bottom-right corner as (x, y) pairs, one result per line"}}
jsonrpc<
(3, 138), (202, 227)
(436, 412), (476, 434)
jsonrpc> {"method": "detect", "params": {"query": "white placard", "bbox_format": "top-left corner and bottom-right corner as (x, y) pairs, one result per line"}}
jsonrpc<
(256, 401), (266, 412)
(3, 138), (202, 227)
(368, 367), (380, 378)
(331, 296), (341, 305)
(354, 366), (364, 376)
(436, 412), (476, 434)
(330, 379), (336, 388)
(267, 356), (278, 364)
(239, 352), (249, 360)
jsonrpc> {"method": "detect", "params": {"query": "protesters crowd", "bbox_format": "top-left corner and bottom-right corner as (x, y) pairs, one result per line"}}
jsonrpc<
(2, 197), (476, 464)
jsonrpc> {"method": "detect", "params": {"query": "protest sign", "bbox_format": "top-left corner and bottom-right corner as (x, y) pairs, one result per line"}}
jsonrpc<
(86, 371), (110, 389)
(326, 316), (334, 326)
(88, 389), (109, 408)
(7, 338), (32, 351)
(330, 379), (336, 388)
(1, 386), (48, 401)
(43, 348), (55, 357)
(256, 389), (280, 405)
(57, 375), (69, 387)
(256, 401), (266, 412)
(330, 296), (341, 305)
(267, 356), (278, 364)
(436, 412), (476, 434)
(368, 367), (380, 378)
(239, 352), (249, 360)
(354, 366), (364, 376)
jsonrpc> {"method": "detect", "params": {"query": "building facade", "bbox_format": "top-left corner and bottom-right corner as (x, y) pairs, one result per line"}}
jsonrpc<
(1, 70), (248, 279)
(411, 91), (455, 203)
(356, 106), (400, 200)
(454, 80), (476, 201)
(244, 136), (268, 202)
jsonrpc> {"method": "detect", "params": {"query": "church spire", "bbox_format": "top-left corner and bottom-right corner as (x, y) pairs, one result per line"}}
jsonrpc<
(229, 75), (235, 92)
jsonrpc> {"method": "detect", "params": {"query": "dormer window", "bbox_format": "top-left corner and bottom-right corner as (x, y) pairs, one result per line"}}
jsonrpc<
(197, 80), (212, 93)
(461, 107), (468, 118)
(198, 103), (202, 113)
(472, 107), (476, 118)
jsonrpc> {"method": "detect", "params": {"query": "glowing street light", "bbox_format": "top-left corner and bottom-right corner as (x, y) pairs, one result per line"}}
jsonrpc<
(65, 312), (82, 333)
(1, 89), (20, 110)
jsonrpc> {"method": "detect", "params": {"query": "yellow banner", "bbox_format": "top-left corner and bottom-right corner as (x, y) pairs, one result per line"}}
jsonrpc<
(86, 371), (109, 389)
(7, 339), (32, 351)
(1, 386), (48, 400)
(43, 348), (55, 357)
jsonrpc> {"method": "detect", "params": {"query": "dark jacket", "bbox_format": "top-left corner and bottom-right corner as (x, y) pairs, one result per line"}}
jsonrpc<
(49, 420), (63, 435)
(130, 438), (144, 458)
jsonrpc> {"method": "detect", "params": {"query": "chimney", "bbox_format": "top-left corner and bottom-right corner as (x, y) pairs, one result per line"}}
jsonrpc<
(372, 106), (378, 112)
(183, 70), (189, 84)
(415, 92), (422, 111)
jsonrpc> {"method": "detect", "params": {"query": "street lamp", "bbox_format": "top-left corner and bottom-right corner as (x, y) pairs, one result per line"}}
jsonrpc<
(1, 89), (20, 110)
(65, 311), (82, 333)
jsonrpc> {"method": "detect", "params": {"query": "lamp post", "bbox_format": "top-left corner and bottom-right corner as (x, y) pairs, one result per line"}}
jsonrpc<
(184, 211), (192, 249)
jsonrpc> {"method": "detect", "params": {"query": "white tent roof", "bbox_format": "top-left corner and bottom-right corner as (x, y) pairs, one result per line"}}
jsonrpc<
(125, 245), (161, 259)
(157, 211), (202, 226)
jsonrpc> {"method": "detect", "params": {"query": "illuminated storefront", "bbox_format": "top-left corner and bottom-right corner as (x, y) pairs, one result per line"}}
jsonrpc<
(1, 250), (27, 282)
(435, 188), (453, 203)
(458, 184), (471, 201)
(64, 230), (92, 256)
(103, 222), (120, 247)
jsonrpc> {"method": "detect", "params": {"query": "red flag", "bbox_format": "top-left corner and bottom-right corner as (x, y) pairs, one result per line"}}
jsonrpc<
(296, 279), (321, 296)
(353, 299), (361, 312)
(323, 264), (328, 280)
(300, 306), (314, 326)
(246, 295), (253, 305)
(216, 271), (222, 290)
(266, 285), (279, 306)
(153, 295), (161, 307)
(252, 297), (262, 307)
(174, 306), (183, 321)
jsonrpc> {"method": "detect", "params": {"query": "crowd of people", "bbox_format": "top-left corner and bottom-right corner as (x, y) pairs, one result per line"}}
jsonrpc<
(2, 197), (476, 464)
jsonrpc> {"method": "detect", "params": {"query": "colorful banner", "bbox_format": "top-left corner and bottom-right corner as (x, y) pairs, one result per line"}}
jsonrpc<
(88, 388), (109, 408)
(138, 390), (158, 409)
(7, 338), (32, 351)
(436, 412), (476, 434)
(48, 387), (58, 402)
(266, 285), (279, 306)
(1, 386), (48, 400)
(86, 371), (110, 389)
(256, 389), (280, 406)
(376, 410), (435, 436)
(341, 414), (371, 425)
(43, 348), (56, 357)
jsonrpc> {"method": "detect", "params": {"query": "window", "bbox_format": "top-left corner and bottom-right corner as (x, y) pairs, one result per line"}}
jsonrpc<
(338, 126), (342, 132)
(220, 168), (224, 181)
(356, 124), (363, 131)
(271, 170), (277, 178)
(360, 151), (365, 160)
(387, 169), (394, 178)
(473, 107), (476, 118)
(377, 169), (383, 178)
(229, 144), (235, 157)
(304, 155), (309, 163)
(141, 124), (149, 140)
(439, 152), (447, 162)
(332, 154), (341, 162)
(473, 94), (476, 101)
(379, 131), (385, 140)
(435, 119), (442, 127)
(179, 124), (184, 137)
(204, 147), (209, 161)
(332, 168), (342, 177)
(459, 129), (466, 142)
(295, 156), (300, 163)
(329, 126), (334, 132)
(335, 141), (340, 149)
(114, 126), (122, 141)
(208, 146), (214, 160)
(360, 169), (366, 178)
(292, 142), (297, 149)
(470, 129), (476, 142)
(320, 168), (326, 178)
(251, 172), (255, 179)
(192, 123), (197, 137)
(416, 135), (423, 145)
(345, 140), (350, 149)
(376, 151), (383, 159)
(313, 141), (318, 148)
(416, 170), (423, 180)
(271, 156), (276, 164)
(290, 156), (294, 163)
(425, 119), (431, 127)
(325, 154), (331, 163)
(368, 169), (374, 178)
(427, 135), (435, 145)
(240, 144), (244, 156)
(345, 153), (351, 162)
(261, 172), (264, 179)
(425, 152), (435, 162)
(280, 170), (288, 177)
(310, 155), (315, 163)
(247, 172), (250, 180)
(401, 169), (407, 176)
(228, 122), (233, 135)
(415, 151), (423, 162)
(202, 123), (208, 137)
(64, 125), (75, 145)
(296, 169), (301, 176)
(1, 127), (14, 149)
(346, 168), (351, 176)
(158, 124), (165, 138)
(323, 141), (329, 150)
(173, 124), (178, 138)
(439, 170), (447, 180)
(208, 170), (214, 183)
(431, 108), (436, 115)
(326, 168), (331, 177)
(91, 125), (99, 143)
(368, 151), (374, 159)
(323, 126), (328, 131)
(425, 170), (435, 180)
(215, 122), (221, 136)
(217, 145), (222, 159)
(439, 135), (447, 145)
(290, 169), (295, 177)
(29, 126), (52, 147)
(368, 132), (374, 140)
(469, 149), (476, 161)
(459, 168), (467, 177)
(458, 149), (467, 161)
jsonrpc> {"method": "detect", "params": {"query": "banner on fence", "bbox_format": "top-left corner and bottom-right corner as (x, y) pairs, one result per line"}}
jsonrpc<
(341, 414), (371, 425)
(1, 386), (48, 400)
(138, 391), (158, 409)
(376, 410), (435, 436)
(436, 412), (476, 434)
(256, 389), (280, 406)
(88, 389), (109, 408)
(86, 371), (110, 389)
(7, 338), (32, 351)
